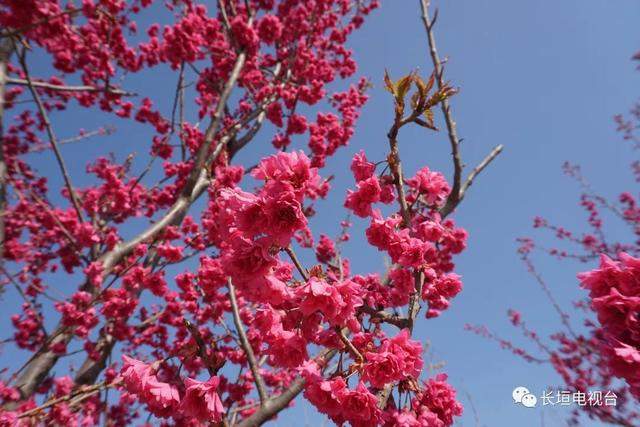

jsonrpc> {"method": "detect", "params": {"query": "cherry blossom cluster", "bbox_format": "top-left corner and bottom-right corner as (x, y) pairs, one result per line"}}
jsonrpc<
(348, 150), (466, 318)
(579, 253), (640, 398)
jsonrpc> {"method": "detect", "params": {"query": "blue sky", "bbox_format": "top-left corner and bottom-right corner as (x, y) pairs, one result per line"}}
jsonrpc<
(4, 0), (640, 426)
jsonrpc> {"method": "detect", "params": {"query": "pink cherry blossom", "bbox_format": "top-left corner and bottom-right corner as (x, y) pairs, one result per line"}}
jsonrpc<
(180, 376), (225, 422)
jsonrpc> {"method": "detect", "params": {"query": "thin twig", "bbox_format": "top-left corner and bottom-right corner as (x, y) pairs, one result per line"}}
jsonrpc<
(419, 0), (503, 218)
(27, 127), (114, 153)
(15, 46), (85, 223)
(440, 144), (503, 217)
(17, 380), (118, 419)
(284, 245), (309, 281)
(227, 278), (268, 406)
(335, 327), (363, 362)
(0, 40), (14, 272)
(7, 77), (135, 96)
(419, 0), (463, 217)
(184, 319), (218, 376)
(461, 144), (503, 194)
(522, 255), (577, 339)
(228, 108), (267, 158)
(132, 311), (163, 330)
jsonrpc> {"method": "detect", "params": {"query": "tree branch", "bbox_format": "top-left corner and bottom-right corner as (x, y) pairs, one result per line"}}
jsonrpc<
(418, 0), (503, 218)
(180, 52), (246, 198)
(228, 278), (268, 406)
(335, 327), (363, 362)
(184, 319), (223, 376)
(359, 305), (409, 329)
(236, 349), (336, 427)
(15, 45), (86, 223)
(385, 87), (426, 334)
(440, 143), (503, 217)
(6, 77), (135, 96)
(284, 245), (309, 281)
(17, 380), (118, 419)
(27, 127), (115, 153)
(0, 39), (13, 277)
(386, 119), (411, 227)
(460, 144), (503, 197)
(419, 0), (463, 215)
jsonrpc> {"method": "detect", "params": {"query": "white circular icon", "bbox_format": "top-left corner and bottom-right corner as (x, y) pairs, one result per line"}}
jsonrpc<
(512, 386), (530, 403)
(521, 393), (537, 408)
